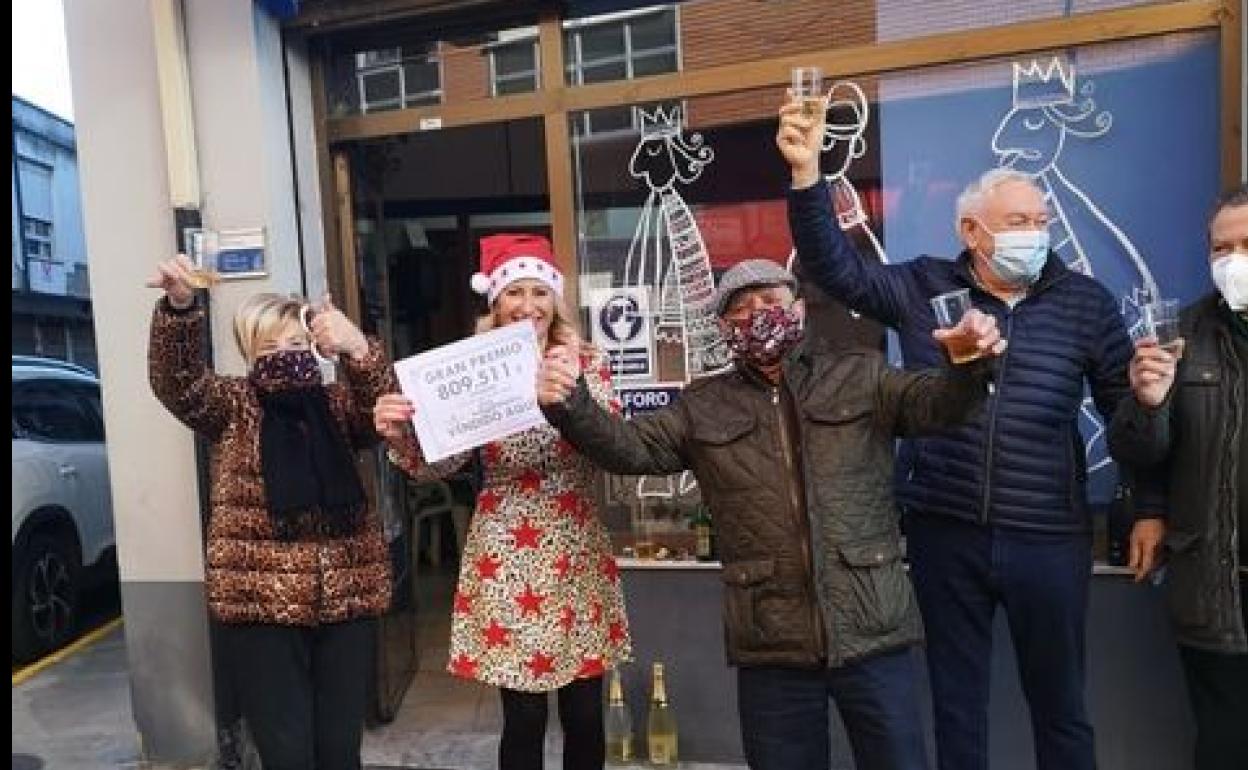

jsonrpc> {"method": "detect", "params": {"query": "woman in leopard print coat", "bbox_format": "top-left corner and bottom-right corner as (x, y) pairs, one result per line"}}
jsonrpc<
(147, 255), (394, 770)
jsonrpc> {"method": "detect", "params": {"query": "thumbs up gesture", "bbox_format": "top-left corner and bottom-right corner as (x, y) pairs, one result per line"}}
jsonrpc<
(307, 293), (369, 363)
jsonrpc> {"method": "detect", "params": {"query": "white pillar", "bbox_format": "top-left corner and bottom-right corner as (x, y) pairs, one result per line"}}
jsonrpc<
(64, 0), (321, 762)
(63, 0), (215, 762)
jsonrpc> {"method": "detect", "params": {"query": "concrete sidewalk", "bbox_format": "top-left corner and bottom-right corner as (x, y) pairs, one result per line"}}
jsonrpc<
(12, 624), (143, 770)
(12, 622), (746, 770)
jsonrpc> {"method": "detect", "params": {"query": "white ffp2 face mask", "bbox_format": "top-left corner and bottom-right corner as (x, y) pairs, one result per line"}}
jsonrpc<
(1211, 252), (1248, 310)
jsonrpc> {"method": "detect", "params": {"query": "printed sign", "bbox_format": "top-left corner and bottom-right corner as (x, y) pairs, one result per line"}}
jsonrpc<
(393, 320), (544, 462)
(184, 227), (267, 279)
(589, 286), (653, 380)
(617, 386), (682, 419)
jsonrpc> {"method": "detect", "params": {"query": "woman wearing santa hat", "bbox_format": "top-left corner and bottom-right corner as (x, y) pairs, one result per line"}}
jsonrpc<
(374, 233), (632, 770)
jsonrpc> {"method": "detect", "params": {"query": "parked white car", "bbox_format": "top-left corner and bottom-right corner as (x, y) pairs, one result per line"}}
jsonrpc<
(11, 356), (116, 663)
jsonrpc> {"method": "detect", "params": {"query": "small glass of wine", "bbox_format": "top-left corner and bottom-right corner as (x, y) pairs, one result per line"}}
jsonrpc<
(930, 288), (985, 364)
(792, 66), (824, 118)
(185, 229), (221, 289)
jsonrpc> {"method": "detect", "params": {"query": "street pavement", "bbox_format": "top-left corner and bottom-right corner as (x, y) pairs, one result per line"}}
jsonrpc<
(12, 623), (144, 769)
(12, 619), (747, 770)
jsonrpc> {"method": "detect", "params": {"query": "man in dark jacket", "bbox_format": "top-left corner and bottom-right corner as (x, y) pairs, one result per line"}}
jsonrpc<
(776, 97), (1163, 770)
(537, 259), (1004, 770)
(1109, 183), (1248, 770)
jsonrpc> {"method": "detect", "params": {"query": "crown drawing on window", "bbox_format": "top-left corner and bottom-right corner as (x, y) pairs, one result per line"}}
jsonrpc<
(638, 105), (684, 140)
(1012, 57), (1076, 109)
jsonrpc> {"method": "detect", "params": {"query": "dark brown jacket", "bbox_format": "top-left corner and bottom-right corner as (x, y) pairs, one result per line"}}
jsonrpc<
(149, 300), (394, 626)
(1109, 294), (1247, 654)
(544, 343), (990, 668)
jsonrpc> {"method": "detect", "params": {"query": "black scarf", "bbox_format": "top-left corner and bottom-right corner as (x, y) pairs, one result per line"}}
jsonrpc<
(251, 350), (366, 540)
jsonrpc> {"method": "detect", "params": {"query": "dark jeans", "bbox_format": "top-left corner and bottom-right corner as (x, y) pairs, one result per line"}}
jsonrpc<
(737, 648), (930, 770)
(1177, 577), (1248, 770)
(498, 676), (605, 770)
(221, 617), (376, 770)
(906, 514), (1094, 770)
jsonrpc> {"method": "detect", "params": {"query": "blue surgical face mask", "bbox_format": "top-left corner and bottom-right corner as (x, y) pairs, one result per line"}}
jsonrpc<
(977, 223), (1050, 286)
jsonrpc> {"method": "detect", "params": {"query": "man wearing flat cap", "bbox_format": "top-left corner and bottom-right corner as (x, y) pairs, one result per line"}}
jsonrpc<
(536, 259), (1006, 770)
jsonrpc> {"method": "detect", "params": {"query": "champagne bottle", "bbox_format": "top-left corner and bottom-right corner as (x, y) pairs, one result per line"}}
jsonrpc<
(605, 668), (634, 763)
(647, 662), (679, 766)
(691, 505), (714, 562)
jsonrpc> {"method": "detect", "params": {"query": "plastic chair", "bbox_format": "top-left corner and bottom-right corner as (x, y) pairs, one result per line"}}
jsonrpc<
(407, 480), (471, 566)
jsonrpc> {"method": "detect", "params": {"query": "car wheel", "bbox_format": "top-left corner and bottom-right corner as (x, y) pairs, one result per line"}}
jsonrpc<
(12, 532), (80, 664)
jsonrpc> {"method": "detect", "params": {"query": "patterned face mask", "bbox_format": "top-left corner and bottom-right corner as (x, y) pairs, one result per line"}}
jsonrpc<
(724, 304), (805, 368)
(250, 349), (322, 391)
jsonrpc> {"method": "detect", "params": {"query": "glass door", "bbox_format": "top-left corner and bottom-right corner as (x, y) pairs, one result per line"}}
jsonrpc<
(336, 116), (551, 727)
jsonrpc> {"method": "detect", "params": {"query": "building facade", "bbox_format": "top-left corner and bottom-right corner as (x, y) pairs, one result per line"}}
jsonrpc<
(62, 0), (1243, 765)
(11, 95), (96, 371)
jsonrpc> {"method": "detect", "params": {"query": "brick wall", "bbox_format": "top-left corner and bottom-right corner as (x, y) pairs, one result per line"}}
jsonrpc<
(440, 40), (493, 103)
(681, 0), (878, 129)
(680, 0), (875, 72)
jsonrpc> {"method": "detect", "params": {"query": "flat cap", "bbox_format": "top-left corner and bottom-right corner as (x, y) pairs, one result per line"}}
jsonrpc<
(714, 259), (796, 316)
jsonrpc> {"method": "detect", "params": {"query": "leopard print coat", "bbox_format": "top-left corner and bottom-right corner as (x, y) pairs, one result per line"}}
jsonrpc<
(148, 300), (394, 626)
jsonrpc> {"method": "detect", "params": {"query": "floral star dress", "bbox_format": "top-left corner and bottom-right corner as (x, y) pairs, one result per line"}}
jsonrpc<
(388, 347), (632, 692)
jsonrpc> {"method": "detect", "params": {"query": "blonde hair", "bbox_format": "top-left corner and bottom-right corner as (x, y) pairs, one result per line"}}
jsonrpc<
(233, 293), (306, 364)
(476, 295), (594, 357)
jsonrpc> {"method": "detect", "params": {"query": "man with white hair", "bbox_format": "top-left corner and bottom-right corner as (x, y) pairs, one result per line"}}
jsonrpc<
(776, 97), (1162, 770)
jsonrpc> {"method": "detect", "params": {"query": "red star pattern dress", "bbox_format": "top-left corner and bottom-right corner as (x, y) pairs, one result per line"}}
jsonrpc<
(388, 348), (632, 692)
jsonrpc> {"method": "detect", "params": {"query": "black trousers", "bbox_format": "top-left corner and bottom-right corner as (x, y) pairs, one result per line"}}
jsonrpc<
(1177, 577), (1248, 770)
(499, 677), (605, 770)
(220, 617), (376, 770)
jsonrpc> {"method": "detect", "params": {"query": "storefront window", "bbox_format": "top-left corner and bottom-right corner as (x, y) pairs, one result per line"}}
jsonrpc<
(343, 119), (550, 353)
(570, 30), (1219, 561)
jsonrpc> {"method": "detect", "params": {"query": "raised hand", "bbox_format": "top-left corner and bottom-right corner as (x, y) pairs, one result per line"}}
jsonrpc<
(537, 345), (582, 406)
(776, 88), (828, 189)
(307, 294), (369, 362)
(144, 254), (198, 310)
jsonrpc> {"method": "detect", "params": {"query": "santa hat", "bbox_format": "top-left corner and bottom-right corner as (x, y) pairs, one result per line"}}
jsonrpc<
(471, 234), (564, 305)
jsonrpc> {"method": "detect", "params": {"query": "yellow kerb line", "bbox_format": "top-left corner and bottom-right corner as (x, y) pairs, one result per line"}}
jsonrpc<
(12, 616), (124, 687)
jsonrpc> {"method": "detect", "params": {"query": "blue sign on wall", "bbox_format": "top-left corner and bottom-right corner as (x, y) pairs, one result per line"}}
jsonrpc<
(618, 386), (682, 419)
